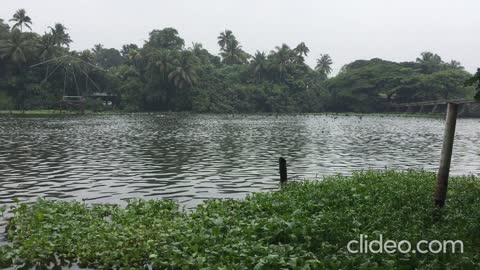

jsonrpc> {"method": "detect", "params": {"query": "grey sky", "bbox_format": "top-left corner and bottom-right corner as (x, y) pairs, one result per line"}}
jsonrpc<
(1, 0), (479, 74)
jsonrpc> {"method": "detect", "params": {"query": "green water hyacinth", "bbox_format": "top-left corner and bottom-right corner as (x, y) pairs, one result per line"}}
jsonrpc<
(0, 170), (479, 269)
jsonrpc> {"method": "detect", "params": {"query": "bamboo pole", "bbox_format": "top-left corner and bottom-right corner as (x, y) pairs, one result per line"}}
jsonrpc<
(434, 102), (458, 207)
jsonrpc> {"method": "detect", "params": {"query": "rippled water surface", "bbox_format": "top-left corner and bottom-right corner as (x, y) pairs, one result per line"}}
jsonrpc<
(0, 114), (479, 207)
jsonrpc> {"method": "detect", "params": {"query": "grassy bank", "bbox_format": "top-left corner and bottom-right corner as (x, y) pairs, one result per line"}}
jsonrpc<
(0, 110), (87, 115)
(1, 170), (479, 269)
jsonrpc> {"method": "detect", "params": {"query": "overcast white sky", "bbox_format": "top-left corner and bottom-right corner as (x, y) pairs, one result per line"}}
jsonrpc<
(1, 0), (479, 74)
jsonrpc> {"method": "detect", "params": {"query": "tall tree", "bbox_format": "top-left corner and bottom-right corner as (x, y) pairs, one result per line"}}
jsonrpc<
(38, 33), (57, 60)
(155, 50), (175, 81)
(465, 68), (480, 100)
(127, 49), (142, 68)
(217, 30), (249, 65)
(447, 60), (463, 70)
(168, 51), (199, 89)
(147, 28), (184, 50)
(0, 19), (9, 39)
(220, 39), (249, 65)
(416, 51), (443, 73)
(79, 49), (95, 64)
(250, 51), (269, 80)
(94, 46), (124, 69)
(294, 42), (309, 57)
(191, 42), (203, 55)
(217, 30), (234, 51)
(156, 51), (199, 110)
(269, 44), (297, 81)
(92, 44), (104, 55)
(49, 23), (72, 47)
(428, 69), (471, 100)
(316, 54), (333, 79)
(9, 9), (32, 32)
(0, 29), (32, 68)
(416, 52), (442, 64)
(121, 44), (138, 57)
(37, 33), (58, 80)
(190, 42), (217, 64)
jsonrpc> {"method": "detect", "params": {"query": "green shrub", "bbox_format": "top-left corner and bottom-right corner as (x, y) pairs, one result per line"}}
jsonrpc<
(0, 91), (13, 110)
(85, 98), (105, 112)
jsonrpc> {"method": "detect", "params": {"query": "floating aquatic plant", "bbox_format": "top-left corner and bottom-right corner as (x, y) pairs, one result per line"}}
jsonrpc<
(0, 170), (479, 269)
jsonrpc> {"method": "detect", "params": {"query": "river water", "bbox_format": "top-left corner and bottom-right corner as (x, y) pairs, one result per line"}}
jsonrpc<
(0, 113), (479, 207)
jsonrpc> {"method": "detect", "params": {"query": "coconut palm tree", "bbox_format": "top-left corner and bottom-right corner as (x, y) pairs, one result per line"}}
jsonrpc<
(168, 52), (199, 89)
(416, 52), (442, 65)
(0, 29), (32, 68)
(294, 42), (309, 57)
(447, 60), (463, 70)
(38, 33), (57, 60)
(79, 49), (95, 64)
(269, 44), (296, 81)
(191, 42), (203, 56)
(220, 39), (249, 65)
(315, 54), (333, 79)
(416, 52), (443, 73)
(250, 51), (268, 80)
(92, 44), (104, 55)
(155, 50), (175, 81)
(9, 9), (32, 32)
(121, 43), (138, 57)
(127, 49), (142, 68)
(217, 30), (234, 51)
(0, 19), (9, 39)
(49, 23), (72, 47)
(190, 42), (213, 64)
(161, 52), (199, 110)
(37, 33), (59, 80)
(217, 30), (249, 65)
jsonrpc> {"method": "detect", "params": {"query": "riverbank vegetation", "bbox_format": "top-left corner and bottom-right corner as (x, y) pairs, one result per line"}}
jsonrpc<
(0, 170), (479, 269)
(0, 9), (477, 113)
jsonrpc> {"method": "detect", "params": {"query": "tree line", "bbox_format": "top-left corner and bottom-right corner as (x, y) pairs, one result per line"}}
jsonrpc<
(0, 9), (476, 113)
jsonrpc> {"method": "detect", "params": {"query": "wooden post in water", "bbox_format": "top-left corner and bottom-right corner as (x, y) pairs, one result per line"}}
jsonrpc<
(434, 102), (458, 208)
(279, 157), (287, 184)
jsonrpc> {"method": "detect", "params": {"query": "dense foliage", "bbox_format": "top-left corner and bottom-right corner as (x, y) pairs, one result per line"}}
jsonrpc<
(465, 68), (480, 100)
(0, 10), (476, 113)
(328, 57), (475, 112)
(0, 170), (479, 269)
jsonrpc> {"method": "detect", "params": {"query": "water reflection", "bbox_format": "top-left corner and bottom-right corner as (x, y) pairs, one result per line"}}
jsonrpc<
(0, 114), (479, 207)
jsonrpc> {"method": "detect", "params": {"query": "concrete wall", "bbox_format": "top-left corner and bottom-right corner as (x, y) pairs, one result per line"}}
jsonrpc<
(459, 103), (480, 117)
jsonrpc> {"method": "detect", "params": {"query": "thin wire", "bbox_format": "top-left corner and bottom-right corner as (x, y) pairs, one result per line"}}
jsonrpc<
(63, 67), (67, 96)
(85, 70), (88, 93)
(81, 69), (102, 93)
(30, 54), (105, 72)
(77, 63), (102, 93)
(30, 55), (68, 68)
(72, 66), (81, 96)
(40, 59), (64, 85)
(74, 56), (106, 72)
(30, 54), (107, 97)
